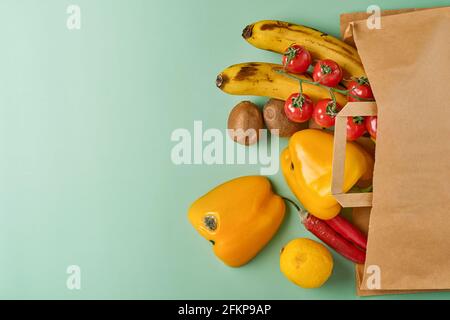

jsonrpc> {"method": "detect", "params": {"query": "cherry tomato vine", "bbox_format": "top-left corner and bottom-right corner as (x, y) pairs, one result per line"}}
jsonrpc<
(276, 69), (373, 103)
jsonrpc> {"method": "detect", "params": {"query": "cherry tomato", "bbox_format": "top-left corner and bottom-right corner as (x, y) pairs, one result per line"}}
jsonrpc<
(282, 44), (312, 74)
(347, 77), (374, 102)
(313, 99), (342, 128)
(284, 93), (314, 123)
(347, 116), (366, 141)
(312, 59), (343, 87)
(365, 116), (377, 139)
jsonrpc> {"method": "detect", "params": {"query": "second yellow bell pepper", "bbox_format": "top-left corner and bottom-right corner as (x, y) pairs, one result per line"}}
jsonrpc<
(188, 176), (285, 267)
(281, 129), (373, 220)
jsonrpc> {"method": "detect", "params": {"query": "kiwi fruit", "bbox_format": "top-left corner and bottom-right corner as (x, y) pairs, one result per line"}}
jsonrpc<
(227, 101), (264, 146)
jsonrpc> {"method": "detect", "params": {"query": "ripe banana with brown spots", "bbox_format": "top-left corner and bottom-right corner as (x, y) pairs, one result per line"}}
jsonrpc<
(242, 20), (365, 78)
(216, 62), (347, 106)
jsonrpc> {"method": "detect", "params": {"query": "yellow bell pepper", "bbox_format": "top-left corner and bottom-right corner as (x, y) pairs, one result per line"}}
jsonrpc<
(188, 176), (285, 267)
(281, 129), (373, 220)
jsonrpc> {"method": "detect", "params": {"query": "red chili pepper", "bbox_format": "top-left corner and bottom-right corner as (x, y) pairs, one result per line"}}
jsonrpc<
(302, 214), (366, 264)
(324, 214), (367, 250)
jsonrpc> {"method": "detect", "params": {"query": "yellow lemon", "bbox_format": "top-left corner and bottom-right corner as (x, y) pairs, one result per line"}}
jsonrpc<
(280, 238), (333, 289)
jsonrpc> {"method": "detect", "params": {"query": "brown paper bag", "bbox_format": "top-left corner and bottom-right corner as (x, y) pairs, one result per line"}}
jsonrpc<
(332, 102), (423, 296)
(341, 8), (422, 298)
(335, 7), (450, 295)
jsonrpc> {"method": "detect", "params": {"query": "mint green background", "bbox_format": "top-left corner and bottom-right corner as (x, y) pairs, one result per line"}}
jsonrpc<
(1, 0), (449, 300)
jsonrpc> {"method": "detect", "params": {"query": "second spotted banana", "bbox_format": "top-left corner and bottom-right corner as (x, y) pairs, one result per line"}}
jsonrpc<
(216, 62), (347, 106)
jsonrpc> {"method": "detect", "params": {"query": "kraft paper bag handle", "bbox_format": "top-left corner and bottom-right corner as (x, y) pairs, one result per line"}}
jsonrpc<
(331, 102), (377, 208)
